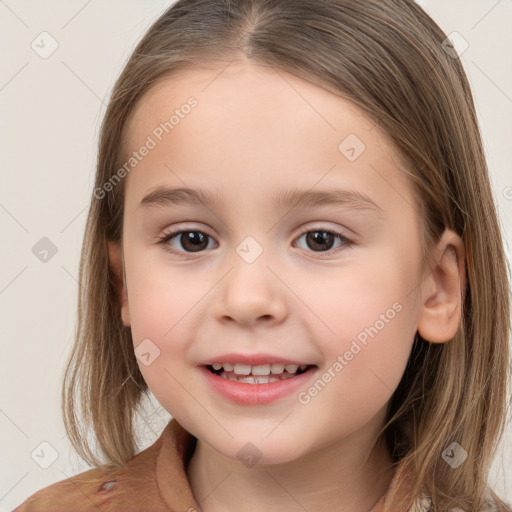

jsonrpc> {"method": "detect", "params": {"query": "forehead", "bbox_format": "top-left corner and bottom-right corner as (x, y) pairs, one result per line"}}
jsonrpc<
(121, 61), (417, 217)
(125, 61), (379, 148)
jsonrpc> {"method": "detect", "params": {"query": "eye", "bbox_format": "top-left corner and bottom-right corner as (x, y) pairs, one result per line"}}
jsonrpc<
(294, 228), (353, 256)
(157, 229), (217, 257)
(156, 227), (353, 258)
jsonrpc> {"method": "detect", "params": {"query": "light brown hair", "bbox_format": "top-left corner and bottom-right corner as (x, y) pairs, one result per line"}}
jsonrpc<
(62, 1), (512, 510)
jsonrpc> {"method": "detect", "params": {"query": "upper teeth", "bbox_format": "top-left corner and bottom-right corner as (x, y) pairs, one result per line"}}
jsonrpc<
(211, 363), (307, 375)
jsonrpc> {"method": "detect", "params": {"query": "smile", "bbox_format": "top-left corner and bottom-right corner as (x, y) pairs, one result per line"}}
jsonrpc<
(201, 363), (317, 404)
(207, 362), (310, 383)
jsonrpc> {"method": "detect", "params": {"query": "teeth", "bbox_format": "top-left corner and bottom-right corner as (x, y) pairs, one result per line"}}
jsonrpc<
(210, 362), (309, 375)
(270, 363), (285, 374)
(221, 373), (297, 383)
(252, 364), (271, 376)
(233, 363), (252, 375)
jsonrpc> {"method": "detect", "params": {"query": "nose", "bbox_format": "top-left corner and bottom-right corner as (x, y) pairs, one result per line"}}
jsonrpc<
(213, 249), (288, 327)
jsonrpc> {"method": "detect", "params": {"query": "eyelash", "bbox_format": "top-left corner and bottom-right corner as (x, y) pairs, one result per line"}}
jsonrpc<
(156, 227), (354, 259)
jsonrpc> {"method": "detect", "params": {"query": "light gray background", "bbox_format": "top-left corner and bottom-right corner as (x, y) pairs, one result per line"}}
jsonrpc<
(1, 0), (511, 510)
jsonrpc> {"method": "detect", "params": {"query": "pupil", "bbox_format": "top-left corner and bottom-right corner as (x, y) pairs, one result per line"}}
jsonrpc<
(307, 231), (334, 252)
(182, 231), (207, 252)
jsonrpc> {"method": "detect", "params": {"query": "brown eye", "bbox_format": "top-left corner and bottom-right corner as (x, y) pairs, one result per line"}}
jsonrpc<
(295, 229), (353, 255)
(159, 230), (215, 255)
(305, 231), (336, 251)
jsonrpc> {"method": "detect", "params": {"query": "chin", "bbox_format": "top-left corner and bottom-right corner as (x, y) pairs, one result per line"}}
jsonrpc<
(203, 430), (310, 467)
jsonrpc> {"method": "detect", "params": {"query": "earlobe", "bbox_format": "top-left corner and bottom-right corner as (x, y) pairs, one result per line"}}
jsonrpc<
(107, 240), (131, 327)
(416, 229), (466, 344)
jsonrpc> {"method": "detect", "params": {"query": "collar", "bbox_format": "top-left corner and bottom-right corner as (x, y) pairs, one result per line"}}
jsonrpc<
(156, 418), (201, 511)
(155, 418), (414, 512)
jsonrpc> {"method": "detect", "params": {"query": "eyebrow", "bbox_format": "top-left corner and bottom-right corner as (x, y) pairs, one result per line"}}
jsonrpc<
(137, 186), (384, 217)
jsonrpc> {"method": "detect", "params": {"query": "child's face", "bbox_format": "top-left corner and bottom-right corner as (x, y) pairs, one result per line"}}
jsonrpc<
(112, 62), (427, 464)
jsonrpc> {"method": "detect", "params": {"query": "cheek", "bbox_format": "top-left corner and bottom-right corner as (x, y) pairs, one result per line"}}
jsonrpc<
(294, 248), (418, 406)
(126, 273), (199, 419)
(296, 296), (415, 437)
(123, 252), (217, 410)
(125, 248), (202, 343)
(300, 245), (418, 339)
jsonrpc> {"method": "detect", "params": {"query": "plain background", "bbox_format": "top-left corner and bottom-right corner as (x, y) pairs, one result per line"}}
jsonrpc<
(1, 0), (511, 509)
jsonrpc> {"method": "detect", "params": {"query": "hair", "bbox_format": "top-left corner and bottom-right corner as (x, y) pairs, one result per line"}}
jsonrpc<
(61, 1), (512, 511)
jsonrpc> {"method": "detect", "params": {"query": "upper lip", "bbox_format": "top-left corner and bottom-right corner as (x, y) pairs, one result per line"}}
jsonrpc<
(199, 353), (315, 366)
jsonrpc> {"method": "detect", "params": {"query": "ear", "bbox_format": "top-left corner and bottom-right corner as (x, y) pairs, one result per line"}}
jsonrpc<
(107, 241), (131, 327)
(417, 229), (467, 344)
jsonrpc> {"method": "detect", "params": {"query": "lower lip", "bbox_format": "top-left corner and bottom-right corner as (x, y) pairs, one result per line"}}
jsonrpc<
(199, 366), (317, 405)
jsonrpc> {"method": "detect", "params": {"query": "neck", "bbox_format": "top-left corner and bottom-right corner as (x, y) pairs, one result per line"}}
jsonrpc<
(186, 423), (395, 512)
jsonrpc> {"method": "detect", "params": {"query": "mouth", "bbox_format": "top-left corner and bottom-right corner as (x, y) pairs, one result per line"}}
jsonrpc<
(205, 362), (315, 384)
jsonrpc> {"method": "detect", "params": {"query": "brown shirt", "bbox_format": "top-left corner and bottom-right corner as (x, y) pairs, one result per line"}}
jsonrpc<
(13, 418), (414, 511)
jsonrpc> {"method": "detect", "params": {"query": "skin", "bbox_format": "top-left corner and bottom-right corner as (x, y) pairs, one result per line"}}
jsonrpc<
(108, 60), (466, 512)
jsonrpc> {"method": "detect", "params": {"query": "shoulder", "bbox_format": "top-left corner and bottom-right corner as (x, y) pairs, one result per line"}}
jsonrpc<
(12, 433), (167, 512)
(11, 466), (123, 511)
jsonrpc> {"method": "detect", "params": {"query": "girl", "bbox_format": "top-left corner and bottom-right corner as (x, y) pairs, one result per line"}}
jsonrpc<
(14, 0), (511, 511)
